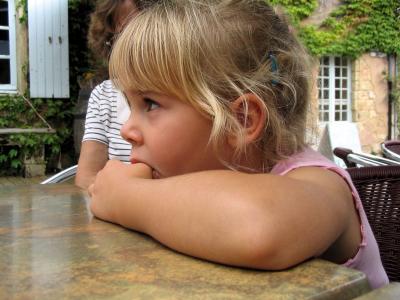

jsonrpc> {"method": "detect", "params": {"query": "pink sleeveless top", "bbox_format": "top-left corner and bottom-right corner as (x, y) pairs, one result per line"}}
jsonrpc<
(271, 147), (389, 289)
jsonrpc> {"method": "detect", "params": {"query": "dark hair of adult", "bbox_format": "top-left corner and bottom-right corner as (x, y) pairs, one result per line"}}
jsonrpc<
(88, 0), (160, 63)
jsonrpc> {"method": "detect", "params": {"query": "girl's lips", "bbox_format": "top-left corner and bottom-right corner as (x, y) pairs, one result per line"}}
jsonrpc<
(130, 158), (145, 164)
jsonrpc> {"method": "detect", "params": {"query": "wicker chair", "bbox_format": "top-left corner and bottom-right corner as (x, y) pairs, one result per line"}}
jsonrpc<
(346, 166), (400, 282)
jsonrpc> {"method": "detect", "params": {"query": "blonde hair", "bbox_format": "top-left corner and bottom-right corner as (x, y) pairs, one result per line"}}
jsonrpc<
(110, 0), (312, 170)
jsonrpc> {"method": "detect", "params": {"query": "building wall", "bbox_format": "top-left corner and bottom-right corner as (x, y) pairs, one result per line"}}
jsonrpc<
(310, 54), (389, 154)
(304, 1), (391, 154)
(352, 53), (388, 153)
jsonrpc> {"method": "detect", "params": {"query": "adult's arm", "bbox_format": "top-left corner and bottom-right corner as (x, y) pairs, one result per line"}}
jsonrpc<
(89, 161), (357, 270)
(75, 140), (108, 189)
(75, 82), (110, 190)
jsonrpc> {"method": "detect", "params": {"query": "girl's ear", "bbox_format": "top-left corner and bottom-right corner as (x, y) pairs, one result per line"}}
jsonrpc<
(229, 93), (267, 146)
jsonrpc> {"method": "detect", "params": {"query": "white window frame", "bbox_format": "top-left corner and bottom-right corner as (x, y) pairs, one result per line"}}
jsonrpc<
(0, 0), (17, 92)
(318, 56), (352, 123)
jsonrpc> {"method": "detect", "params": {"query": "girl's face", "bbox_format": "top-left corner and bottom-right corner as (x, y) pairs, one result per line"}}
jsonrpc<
(121, 91), (233, 179)
(113, 0), (138, 33)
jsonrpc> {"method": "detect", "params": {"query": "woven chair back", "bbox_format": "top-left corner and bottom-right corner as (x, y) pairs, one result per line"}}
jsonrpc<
(347, 166), (400, 282)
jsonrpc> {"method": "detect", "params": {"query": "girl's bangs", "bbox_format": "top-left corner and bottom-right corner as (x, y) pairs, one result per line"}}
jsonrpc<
(109, 11), (189, 100)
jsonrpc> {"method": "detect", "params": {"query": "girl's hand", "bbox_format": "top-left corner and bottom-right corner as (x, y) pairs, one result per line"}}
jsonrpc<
(88, 160), (152, 223)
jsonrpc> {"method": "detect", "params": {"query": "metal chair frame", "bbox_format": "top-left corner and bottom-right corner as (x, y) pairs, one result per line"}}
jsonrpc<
(381, 141), (400, 162)
(40, 165), (77, 184)
(333, 147), (400, 168)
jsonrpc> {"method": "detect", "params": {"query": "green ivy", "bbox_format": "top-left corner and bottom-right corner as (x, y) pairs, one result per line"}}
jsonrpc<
(0, 94), (72, 175)
(15, 0), (27, 24)
(292, 0), (400, 57)
(267, 0), (400, 56)
(269, 0), (318, 23)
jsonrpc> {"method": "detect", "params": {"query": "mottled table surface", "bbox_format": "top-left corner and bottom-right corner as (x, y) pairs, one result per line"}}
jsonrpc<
(0, 184), (371, 299)
(354, 282), (400, 300)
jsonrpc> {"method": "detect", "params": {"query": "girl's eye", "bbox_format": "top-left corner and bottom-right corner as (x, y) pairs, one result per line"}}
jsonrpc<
(144, 98), (160, 111)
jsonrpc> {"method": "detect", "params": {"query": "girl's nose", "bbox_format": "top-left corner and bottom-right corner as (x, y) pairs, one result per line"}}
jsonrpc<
(120, 117), (143, 147)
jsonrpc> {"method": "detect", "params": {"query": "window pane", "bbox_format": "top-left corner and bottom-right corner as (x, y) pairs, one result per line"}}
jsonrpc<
(0, 59), (11, 84)
(318, 56), (351, 122)
(0, 1), (8, 27)
(0, 29), (9, 55)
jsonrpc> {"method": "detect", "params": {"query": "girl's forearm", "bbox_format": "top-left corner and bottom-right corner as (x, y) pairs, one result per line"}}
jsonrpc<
(113, 169), (343, 269)
(115, 170), (275, 267)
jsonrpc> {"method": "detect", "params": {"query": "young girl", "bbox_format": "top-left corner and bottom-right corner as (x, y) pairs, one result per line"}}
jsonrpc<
(88, 0), (388, 288)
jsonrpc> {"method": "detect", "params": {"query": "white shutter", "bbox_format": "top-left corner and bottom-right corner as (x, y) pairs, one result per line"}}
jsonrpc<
(28, 0), (69, 98)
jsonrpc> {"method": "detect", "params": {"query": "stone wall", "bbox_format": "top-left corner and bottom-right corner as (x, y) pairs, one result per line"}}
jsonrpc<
(352, 53), (389, 153)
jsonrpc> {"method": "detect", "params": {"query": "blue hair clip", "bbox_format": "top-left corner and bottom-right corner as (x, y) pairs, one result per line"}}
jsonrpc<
(268, 52), (279, 86)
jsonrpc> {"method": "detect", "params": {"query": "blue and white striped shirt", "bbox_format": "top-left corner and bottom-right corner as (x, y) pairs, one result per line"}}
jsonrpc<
(83, 80), (131, 162)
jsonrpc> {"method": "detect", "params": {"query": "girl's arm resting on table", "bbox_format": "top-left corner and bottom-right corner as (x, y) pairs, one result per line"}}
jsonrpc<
(75, 141), (109, 190)
(90, 162), (355, 270)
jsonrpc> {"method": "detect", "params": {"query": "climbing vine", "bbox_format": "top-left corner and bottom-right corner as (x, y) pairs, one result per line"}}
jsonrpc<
(15, 0), (27, 24)
(0, 94), (71, 175)
(269, 0), (318, 23)
(268, 0), (400, 57)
